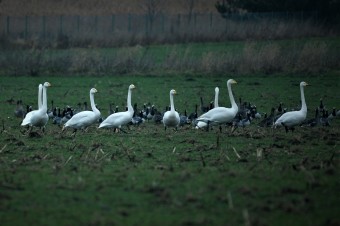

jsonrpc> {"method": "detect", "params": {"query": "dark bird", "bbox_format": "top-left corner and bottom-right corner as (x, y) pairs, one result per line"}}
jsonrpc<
(14, 100), (25, 118)
(301, 108), (319, 127)
(258, 107), (275, 127)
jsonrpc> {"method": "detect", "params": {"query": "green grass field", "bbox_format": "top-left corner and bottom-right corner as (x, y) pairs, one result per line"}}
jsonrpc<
(0, 73), (339, 224)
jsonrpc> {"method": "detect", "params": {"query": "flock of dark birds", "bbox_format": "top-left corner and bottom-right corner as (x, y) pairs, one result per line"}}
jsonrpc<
(11, 93), (340, 134)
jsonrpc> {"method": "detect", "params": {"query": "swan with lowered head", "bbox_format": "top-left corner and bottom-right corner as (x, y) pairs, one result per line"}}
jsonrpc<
(63, 88), (101, 131)
(163, 89), (180, 130)
(274, 81), (309, 132)
(196, 79), (238, 130)
(21, 82), (51, 129)
(98, 84), (135, 131)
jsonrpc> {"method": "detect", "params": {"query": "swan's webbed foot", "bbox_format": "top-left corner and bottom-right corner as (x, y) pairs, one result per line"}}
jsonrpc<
(281, 123), (289, 133)
(284, 126), (289, 133)
(71, 129), (77, 138)
(120, 128), (128, 134)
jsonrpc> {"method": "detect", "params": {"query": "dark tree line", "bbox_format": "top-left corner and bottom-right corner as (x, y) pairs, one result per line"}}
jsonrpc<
(215, 0), (340, 19)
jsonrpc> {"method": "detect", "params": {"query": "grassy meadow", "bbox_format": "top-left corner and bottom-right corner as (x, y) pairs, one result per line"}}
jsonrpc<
(0, 72), (339, 225)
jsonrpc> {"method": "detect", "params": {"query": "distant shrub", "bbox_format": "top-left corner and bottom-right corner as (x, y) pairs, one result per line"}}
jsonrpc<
(296, 42), (328, 73)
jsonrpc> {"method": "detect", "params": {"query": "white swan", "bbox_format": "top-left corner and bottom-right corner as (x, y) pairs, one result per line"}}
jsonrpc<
(98, 84), (135, 131)
(21, 82), (51, 129)
(162, 89), (180, 130)
(38, 84), (43, 109)
(274, 81), (309, 132)
(22, 84), (43, 121)
(196, 79), (238, 129)
(214, 87), (219, 108)
(63, 88), (101, 131)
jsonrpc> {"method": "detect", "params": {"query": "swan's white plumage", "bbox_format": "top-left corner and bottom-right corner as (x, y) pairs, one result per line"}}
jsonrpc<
(21, 82), (51, 128)
(38, 84), (43, 109)
(214, 87), (219, 108)
(98, 84), (135, 129)
(274, 81), (308, 129)
(163, 89), (180, 129)
(196, 79), (238, 129)
(63, 88), (101, 130)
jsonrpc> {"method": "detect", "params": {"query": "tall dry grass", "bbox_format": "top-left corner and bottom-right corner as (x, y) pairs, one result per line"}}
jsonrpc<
(1, 11), (336, 49)
(49, 44), (340, 75)
(155, 40), (339, 75)
(0, 40), (338, 76)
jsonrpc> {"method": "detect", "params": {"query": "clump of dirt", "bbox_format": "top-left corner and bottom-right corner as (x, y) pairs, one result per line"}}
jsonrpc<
(28, 131), (42, 138)
(5, 136), (25, 146)
(289, 145), (302, 154)
(145, 184), (171, 204)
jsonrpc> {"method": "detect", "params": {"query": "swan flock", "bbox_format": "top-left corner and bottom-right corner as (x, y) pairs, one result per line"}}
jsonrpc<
(20, 80), (317, 134)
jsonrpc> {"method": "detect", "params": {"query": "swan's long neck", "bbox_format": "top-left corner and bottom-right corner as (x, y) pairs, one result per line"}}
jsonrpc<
(127, 88), (133, 113)
(227, 83), (238, 112)
(38, 85), (43, 109)
(170, 93), (175, 112)
(214, 89), (219, 108)
(41, 85), (47, 113)
(300, 85), (307, 113)
(90, 92), (99, 114)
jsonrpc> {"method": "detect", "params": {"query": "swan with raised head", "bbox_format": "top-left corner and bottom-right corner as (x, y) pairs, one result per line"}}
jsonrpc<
(63, 88), (101, 131)
(22, 84), (43, 120)
(37, 83), (43, 109)
(196, 79), (238, 130)
(214, 87), (219, 108)
(21, 82), (51, 129)
(274, 81), (309, 132)
(162, 89), (180, 130)
(98, 84), (135, 132)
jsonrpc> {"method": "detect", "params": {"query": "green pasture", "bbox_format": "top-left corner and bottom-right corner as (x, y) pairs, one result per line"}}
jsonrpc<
(0, 72), (339, 226)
